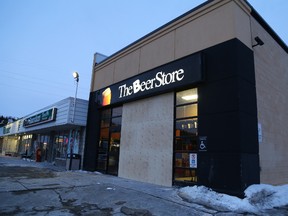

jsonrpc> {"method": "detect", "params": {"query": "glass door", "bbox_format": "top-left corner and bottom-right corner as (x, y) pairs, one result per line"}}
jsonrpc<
(97, 109), (110, 171)
(107, 131), (120, 175)
(97, 106), (122, 175)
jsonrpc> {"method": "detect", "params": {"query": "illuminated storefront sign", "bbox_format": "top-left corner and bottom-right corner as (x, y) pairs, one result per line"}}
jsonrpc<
(118, 69), (185, 98)
(23, 108), (57, 127)
(96, 53), (203, 107)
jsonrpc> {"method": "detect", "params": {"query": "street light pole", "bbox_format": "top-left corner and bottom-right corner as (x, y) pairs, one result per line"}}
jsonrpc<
(71, 72), (79, 123)
(69, 71), (79, 170)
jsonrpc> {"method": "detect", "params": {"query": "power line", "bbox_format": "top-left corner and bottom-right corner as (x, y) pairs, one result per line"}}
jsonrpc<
(0, 69), (90, 92)
(0, 81), (73, 98)
(0, 58), (92, 81)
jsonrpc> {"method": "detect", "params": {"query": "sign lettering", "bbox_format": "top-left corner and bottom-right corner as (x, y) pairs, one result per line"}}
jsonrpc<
(119, 69), (184, 98)
(96, 53), (203, 107)
(24, 108), (57, 127)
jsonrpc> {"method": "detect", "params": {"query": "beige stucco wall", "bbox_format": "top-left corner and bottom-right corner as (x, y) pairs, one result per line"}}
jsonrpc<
(91, 0), (252, 92)
(251, 17), (288, 185)
(118, 93), (174, 186)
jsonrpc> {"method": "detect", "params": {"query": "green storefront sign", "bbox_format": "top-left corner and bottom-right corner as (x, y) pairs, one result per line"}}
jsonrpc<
(23, 108), (57, 127)
(3, 126), (11, 134)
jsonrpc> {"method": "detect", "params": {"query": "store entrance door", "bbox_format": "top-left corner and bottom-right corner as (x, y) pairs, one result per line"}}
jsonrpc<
(107, 131), (120, 175)
(97, 107), (122, 175)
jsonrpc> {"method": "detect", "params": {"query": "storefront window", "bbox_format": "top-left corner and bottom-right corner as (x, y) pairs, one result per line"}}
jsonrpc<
(175, 118), (197, 136)
(176, 88), (198, 105)
(97, 106), (122, 175)
(174, 88), (198, 183)
(20, 134), (33, 154)
(101, 109), (111, 128)
(176, 104), (197, 119)
(54, 131), (69, 159)
(36, 135), (50, 161)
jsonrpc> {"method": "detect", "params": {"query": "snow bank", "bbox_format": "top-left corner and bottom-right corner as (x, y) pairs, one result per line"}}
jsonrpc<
(178, 184), (288, 213)
(245, 184), (288, 209)
(76, 170), (103, 175)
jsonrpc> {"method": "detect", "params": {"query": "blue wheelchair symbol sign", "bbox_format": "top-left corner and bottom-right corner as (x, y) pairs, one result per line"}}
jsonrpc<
(199, 136), (207, 151)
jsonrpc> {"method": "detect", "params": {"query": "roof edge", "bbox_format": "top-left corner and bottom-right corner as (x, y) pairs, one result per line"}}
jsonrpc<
(96, 0), (287, 67)
(244, 0), (288, 53)
(95, 0), (214, 66)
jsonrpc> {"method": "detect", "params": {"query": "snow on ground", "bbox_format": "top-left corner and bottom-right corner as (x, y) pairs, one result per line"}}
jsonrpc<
(178, 184), (288, 213)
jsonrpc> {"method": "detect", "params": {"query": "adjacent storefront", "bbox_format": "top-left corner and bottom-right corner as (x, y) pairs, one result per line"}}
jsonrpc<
(84, 0), (287, 196)
(0, 97), (88, 168)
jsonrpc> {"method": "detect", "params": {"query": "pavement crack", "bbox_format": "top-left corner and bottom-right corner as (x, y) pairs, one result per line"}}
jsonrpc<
(13, 178), (30, 191)
(54, 188), (64, 204)
(114, 184), (215, 214)
(53, 188), (113, 215)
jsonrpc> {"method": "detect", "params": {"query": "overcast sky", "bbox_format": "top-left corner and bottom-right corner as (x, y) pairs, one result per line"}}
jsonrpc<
(0, 0), (287, 118)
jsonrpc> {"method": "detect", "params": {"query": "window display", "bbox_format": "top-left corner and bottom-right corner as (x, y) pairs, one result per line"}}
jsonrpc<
(54, 131), (69, 158)
(174, 88), (198, 183)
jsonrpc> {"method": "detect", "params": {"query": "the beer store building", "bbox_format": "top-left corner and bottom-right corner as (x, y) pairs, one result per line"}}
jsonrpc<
(83, 0), (288, 196)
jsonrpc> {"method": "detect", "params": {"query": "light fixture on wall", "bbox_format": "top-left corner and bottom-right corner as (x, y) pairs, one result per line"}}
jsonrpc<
(252, 36), (264, 48)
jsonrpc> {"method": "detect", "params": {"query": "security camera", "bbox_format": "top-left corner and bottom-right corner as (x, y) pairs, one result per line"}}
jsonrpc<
(252, 36), (264, 47)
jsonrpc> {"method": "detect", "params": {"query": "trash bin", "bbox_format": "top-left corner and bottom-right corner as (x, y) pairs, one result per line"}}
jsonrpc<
(66, 153), (81, 170)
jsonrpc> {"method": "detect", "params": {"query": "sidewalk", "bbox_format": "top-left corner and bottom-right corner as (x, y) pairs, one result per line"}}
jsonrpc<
(1, 156), (286, 216)
(0, 156), (216, 216)
(0, 155), (66, 172)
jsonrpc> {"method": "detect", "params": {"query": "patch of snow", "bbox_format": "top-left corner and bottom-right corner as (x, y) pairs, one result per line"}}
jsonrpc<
(75, 170), (102, 175)
(245, 184), (288, 209)
(106, 187), (115, 190)
(178, 184), (288, 213)
(93, 171), (103, 175)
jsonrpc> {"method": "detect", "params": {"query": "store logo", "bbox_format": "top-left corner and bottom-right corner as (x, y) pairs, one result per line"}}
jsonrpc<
(23, 108), (57, 127)
(118, 69), (184, 98)
(102, 87), (112, 106)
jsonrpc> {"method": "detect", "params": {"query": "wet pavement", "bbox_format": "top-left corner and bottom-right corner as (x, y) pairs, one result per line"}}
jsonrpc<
(0, 156), (287, 216)
(0, 156), (216, 216)
(0, 166), (56, 178)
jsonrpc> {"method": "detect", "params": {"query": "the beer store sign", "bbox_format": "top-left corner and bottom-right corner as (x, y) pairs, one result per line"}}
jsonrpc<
(23, 108), (57, 127)
(118, 69), (184, 99)
(97, 53), (203, 107)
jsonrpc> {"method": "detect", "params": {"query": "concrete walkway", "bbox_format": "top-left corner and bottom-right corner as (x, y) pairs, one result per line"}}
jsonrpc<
(1, 156), (284, 216)
(0, 156), (217, 215)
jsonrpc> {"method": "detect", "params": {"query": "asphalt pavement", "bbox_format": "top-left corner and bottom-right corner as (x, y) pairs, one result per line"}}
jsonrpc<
(0, 156), (215, 216)
(0, 156), (285, 216)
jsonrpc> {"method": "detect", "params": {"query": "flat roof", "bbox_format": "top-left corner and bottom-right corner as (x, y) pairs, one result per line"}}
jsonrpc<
(97, 0), (287, 65)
